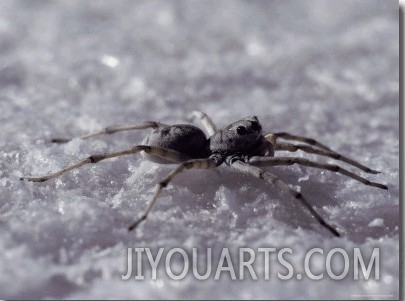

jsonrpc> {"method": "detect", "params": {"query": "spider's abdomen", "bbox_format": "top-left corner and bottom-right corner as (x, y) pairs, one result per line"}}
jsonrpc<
(143, 124), (209, 163)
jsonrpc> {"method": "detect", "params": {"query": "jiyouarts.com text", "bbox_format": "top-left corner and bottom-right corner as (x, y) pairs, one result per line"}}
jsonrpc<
(122, 247), (379, 281)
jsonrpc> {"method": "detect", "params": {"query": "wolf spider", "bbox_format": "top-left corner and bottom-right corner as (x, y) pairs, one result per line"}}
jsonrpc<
(22, 111), (387, 237)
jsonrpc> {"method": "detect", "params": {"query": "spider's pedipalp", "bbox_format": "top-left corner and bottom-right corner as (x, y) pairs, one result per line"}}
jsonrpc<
(229, 160), (340, 237)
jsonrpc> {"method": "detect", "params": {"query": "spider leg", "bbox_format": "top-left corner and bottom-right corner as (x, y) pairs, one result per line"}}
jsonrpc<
(128, 158), (219, 231)
(229, 160), (340, 237)
(189, 111), (218, 136)
(275, 142), (380, 174)
(266, 132), (333, 152)
(51, 121), (169, 143)
(21, 145), (189, 182)
(247, 156), (388, 190)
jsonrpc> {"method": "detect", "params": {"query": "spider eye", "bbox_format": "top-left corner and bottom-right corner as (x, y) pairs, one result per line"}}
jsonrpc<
(236, 126), (247, 135)
(251, 121), (261, 132)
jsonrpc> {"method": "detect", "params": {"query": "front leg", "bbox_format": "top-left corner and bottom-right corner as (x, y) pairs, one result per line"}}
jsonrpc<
(247, 156), (387, 190)
(265, 132), (333, 152)
(229, 160), (340, 237)
(274, 142), (380, 174)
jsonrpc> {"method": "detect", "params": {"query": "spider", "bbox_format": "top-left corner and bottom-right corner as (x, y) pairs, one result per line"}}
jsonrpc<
(21, 111), (387, 237)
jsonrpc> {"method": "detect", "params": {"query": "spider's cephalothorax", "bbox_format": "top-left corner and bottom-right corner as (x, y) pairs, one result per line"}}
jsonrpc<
(208, 116), (274, 164)
(22, 111), (388, 237)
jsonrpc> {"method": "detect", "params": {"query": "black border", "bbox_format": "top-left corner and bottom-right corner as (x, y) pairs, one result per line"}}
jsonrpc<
(399, 5), (404, 301)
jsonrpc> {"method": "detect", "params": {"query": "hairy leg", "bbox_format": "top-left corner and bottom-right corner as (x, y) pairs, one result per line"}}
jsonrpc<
(52, 121), (168, 143)
(229, 160), (340, 237)
(265, 132), (333, 151)
(247, 156), (387, 190)
(21, 145), (189, 182)
(189, 111), (218, 136)
(275, 142), (380, 174)
(128, 158), (219, 231)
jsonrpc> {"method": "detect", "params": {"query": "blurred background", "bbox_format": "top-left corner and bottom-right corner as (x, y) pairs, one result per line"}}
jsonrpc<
(0, 1), (399, 299)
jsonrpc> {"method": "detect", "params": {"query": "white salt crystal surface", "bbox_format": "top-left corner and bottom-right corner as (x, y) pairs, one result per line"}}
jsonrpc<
(0, 1), (399, 299)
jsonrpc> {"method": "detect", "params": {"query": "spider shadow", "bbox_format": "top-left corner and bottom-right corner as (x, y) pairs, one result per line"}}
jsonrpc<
(227, 166), (342, 234)
(145, 163), (343, 238)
